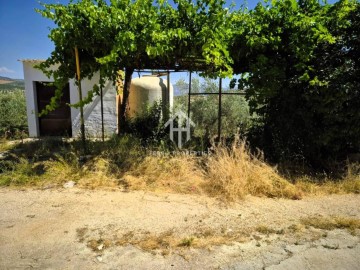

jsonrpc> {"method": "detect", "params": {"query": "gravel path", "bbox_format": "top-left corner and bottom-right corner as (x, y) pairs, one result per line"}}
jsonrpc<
(0, 188), (359, 269)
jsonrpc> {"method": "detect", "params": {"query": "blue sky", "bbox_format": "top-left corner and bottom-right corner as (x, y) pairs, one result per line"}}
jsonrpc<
(0, 0), (335, 82)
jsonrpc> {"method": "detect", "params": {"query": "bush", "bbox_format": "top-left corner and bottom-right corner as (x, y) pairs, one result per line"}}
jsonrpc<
(0, 89), (27, 138)
(126, 102), (171, 147)
(230, 0), (360, 171)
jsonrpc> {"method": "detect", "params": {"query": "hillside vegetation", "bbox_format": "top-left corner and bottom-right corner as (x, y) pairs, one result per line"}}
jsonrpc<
(0, 87), (27, 138)
(0, 78), (24, 91)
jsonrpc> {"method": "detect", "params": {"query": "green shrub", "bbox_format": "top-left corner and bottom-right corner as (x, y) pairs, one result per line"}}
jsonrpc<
(0, 89), (28, 138)
(230, 0), (360, 170)
(127, 102), (170, 146)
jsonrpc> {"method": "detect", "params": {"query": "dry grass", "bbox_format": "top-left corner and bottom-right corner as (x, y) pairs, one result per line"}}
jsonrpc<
(115, 230), (178, 252)
(124, 155), (205, 194)
(87, 239), (112, 252)
(205, 140), (301, 201)
(0, 153), (85, 187)
(120, 140), (301, 201)
(75, 151), (357, 200)
(287, 223), (306, 233)
(76, 227), (89, 243)
(112, 227), (250, 252)
(2, 137), (358, 202)
(295, 163), (360, 195)
(295, 179), (360, 195)
(75, 225), (252, 255)
(0, 139), (13, 152)
(77, 157), (119, 189)
(81, 223), (323, 254)
(44, 156), (81, 181)
(301, 216), (360, 235)
(76, 215), (359, 254)
(255, 225), (277, 235)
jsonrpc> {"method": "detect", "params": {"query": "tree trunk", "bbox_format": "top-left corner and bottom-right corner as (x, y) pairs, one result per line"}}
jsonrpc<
(119, 67), (134, 134)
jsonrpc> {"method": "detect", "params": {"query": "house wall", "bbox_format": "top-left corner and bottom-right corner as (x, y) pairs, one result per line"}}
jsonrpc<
(69, 72), (100, 136)
(23, 61), (55, 137)
(23, 61), (173, 138)
(22, 61), (116, 138)
(83, 82), (117, 137)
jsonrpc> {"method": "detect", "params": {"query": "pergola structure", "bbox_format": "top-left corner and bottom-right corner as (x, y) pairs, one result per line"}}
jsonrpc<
(129, 67), (246, 141)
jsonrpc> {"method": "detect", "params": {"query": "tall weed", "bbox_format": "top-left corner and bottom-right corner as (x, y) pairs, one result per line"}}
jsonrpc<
(205, 140), (301, 201)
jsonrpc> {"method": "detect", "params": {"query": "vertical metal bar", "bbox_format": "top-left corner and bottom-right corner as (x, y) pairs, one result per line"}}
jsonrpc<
(167, 71), (170, 106)
(218, 77), (222, 140)
(187, 71), (192, 118)
(100, 82), (104, 142)
(75, 46), (86, 154)
(165, 70), (170, 119)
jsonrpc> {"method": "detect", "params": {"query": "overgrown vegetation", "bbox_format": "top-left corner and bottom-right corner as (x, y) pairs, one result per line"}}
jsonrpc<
(1, 0), (359, 201)
(33, 0), (360, 173)
(205, 140), (302, 200)
(0, 89), (27, 138)
(230, 0), (360, 169)
(36, 0), (233, 133)
(126, 102), (169, 146)
(1, 137), (359, 202)
(301, 216), (360, 235)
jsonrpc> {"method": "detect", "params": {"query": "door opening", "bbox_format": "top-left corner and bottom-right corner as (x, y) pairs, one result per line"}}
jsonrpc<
(36, 82), (72, 136)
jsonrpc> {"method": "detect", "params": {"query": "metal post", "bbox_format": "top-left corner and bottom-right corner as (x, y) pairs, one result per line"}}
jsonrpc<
(165, 70), (170, 119)
(74, 46), (86, 154)
(218, 78), (222, 140)
(100, 82), (104, 142)
(187, 72), (192, 118)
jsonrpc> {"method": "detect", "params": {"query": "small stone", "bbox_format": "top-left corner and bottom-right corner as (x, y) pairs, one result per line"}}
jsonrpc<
(97, 244), (104, 251)
(63, 181), (76, 189)
(42, 184), (54, 190)
(96, 256), (103, 262)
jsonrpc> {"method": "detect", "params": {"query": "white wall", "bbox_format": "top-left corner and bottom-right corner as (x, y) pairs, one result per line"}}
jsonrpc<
(69, 72), (101, 136)
(22, 61), (116, 138)
(23, 61), (174, 138)
(83, 82), (117, 137)
(22, 61), (57, 137)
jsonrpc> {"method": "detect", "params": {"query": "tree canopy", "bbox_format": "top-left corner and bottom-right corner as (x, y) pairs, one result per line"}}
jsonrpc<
(37, 0), (360, 167)
(229, 0), (360, 167)
(37, 0), (234, 79)
(37, 0), (234, 128)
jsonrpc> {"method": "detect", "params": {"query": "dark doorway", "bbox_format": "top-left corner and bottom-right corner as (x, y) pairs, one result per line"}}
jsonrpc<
(36, 82), (72, 136)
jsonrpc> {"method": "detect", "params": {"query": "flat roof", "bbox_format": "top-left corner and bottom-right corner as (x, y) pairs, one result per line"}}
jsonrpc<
(18, 59), (45, 63)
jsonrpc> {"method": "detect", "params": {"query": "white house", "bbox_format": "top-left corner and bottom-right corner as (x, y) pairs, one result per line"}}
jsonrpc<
(21, 60), (173, 138)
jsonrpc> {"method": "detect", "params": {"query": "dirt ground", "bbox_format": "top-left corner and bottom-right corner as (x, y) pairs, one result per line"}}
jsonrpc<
(0, 187), (359, 270)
